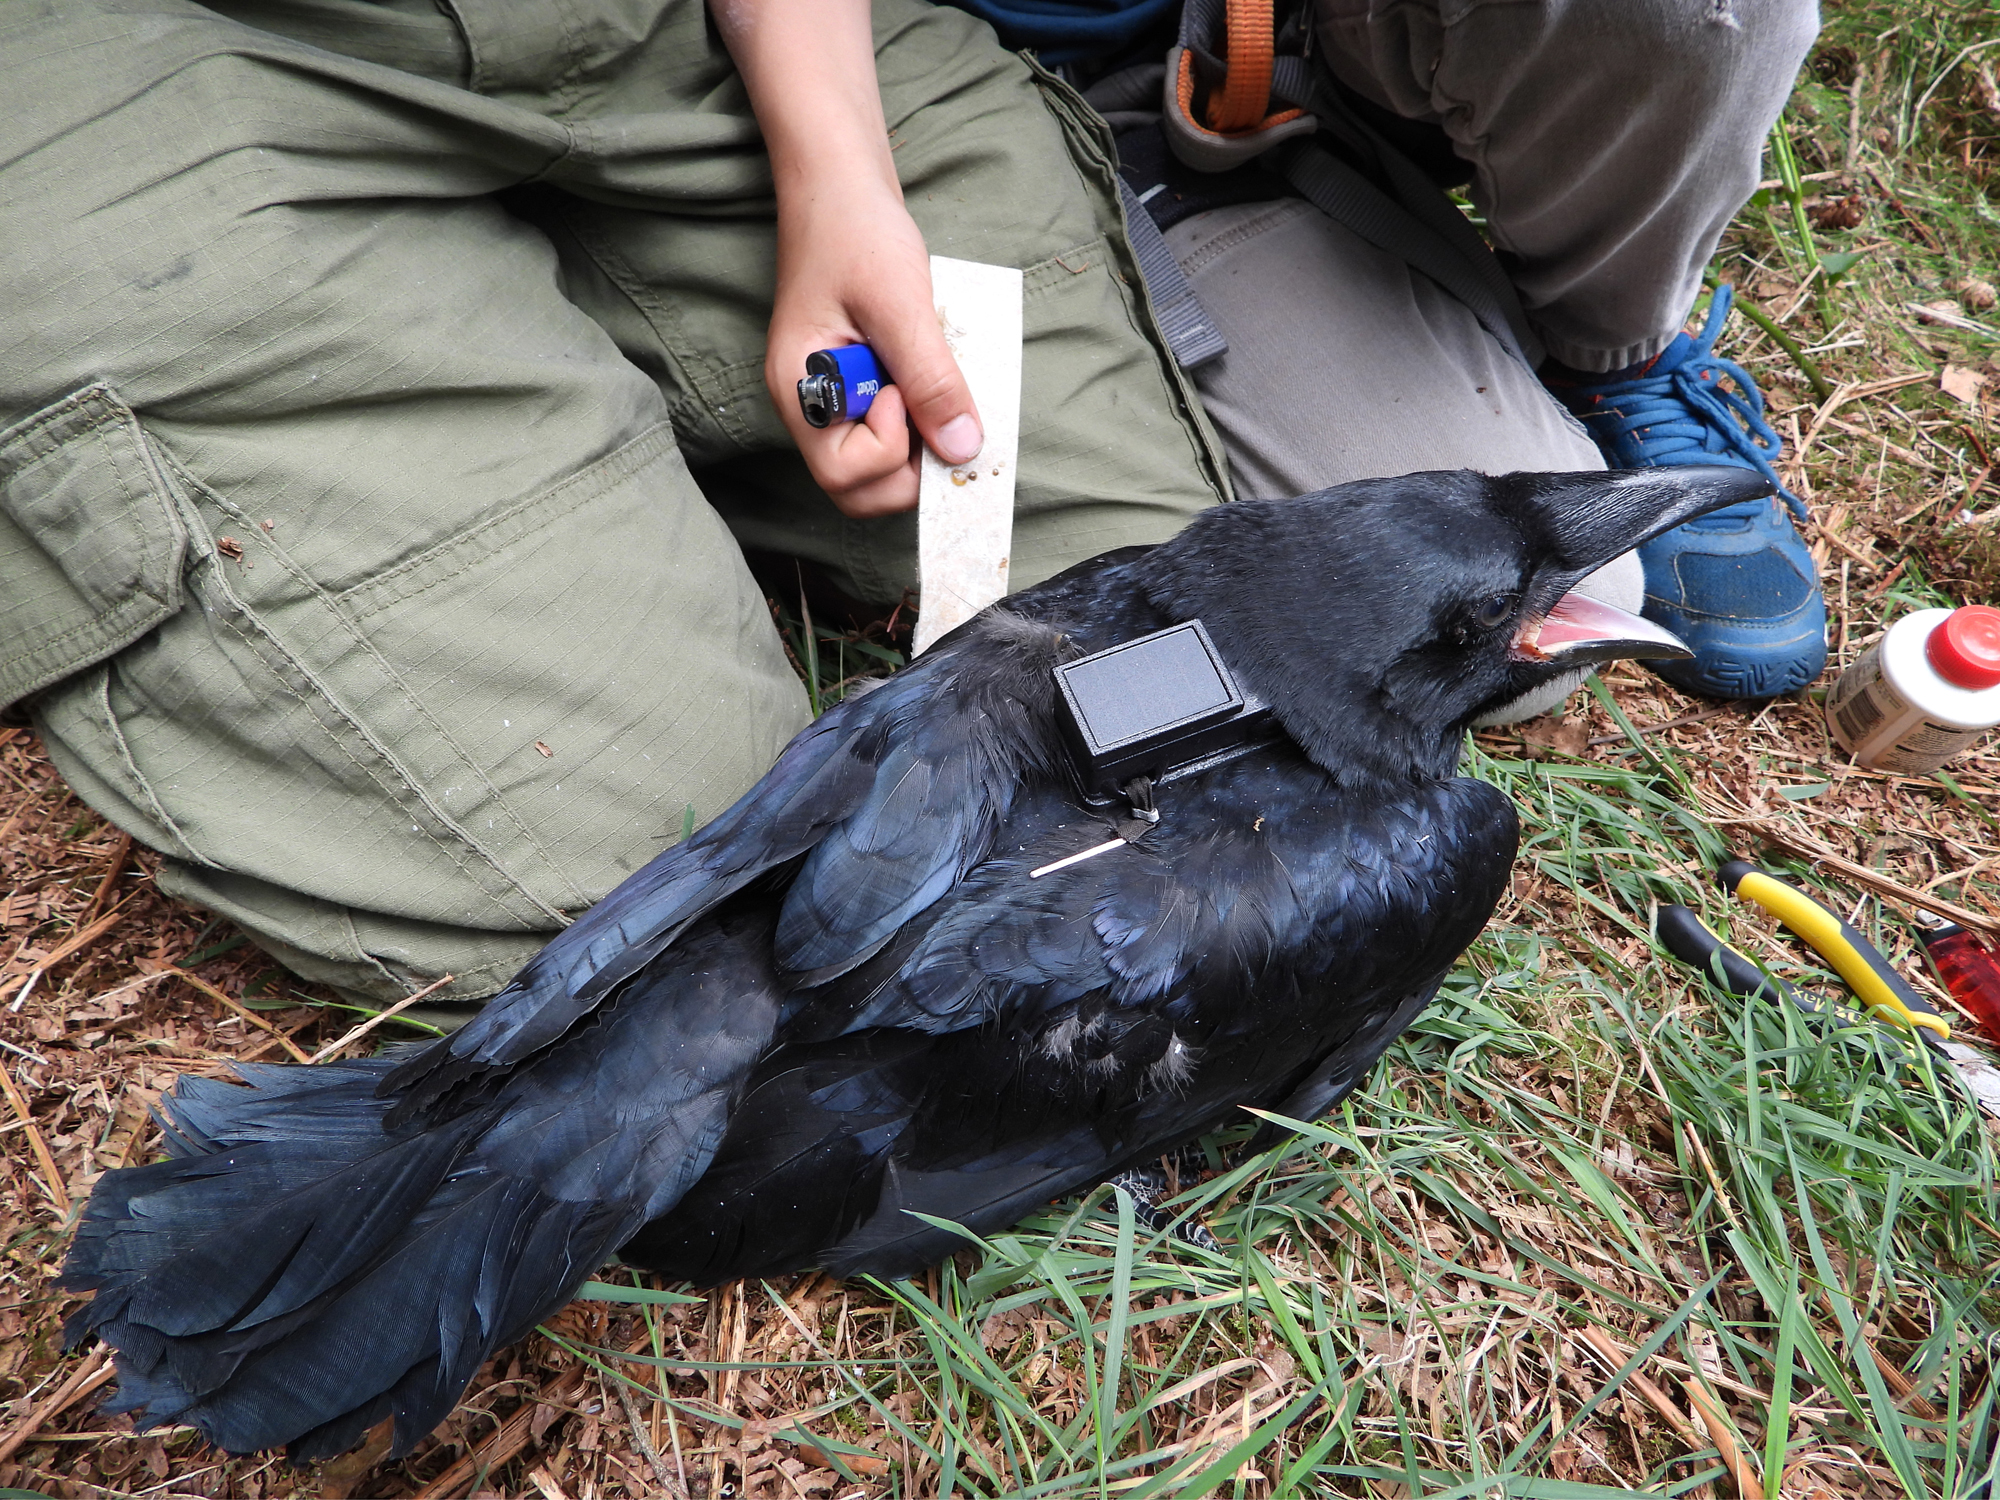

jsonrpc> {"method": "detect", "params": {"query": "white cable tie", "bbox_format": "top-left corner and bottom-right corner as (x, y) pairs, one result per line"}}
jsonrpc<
(1029, 838), (1127, 880)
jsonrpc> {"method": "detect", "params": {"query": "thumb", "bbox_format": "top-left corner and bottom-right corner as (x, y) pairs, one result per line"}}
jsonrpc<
(877, 313), (983, 466)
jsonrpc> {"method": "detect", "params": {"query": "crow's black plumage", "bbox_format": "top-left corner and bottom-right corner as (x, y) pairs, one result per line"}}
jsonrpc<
(63, 466), (1770, 1459)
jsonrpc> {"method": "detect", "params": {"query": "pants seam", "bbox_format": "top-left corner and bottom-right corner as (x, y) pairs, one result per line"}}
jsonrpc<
(1171, 199), (1316, 280)
(156, 451), (582, 925)
(339, 906), (407, 991)
(94, 669), (211, 868)
(334, 421), (679, 615)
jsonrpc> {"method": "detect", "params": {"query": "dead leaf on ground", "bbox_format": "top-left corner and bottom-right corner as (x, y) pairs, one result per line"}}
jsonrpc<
(1942, 365), (1988, 407)
(1518, 715), (1591, 759)
(1808, 195), (1864, 230)
(1958, 277), (1999, 312)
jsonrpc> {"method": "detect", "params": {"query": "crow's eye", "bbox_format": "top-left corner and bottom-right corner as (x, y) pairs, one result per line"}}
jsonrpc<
(1470, 593), (1518, 631)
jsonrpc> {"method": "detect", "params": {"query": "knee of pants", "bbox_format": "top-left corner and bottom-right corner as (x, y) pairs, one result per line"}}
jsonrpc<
(12, 394), (809, 1008)
(1166, 199), (1601, 499)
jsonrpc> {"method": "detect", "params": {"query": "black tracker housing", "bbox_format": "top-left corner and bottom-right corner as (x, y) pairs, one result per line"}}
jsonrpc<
(1053, 620), (1276, 801)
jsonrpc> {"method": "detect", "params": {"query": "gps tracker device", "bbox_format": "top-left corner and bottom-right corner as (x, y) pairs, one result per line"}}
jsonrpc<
(1053, 620), (1277, 804)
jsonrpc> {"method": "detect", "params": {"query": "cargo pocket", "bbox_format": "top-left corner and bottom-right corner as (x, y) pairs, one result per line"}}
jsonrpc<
(0, 384), (189, 714)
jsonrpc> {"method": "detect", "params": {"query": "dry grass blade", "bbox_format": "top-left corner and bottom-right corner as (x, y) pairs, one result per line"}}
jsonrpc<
(307, 973), (456, 1063)
(75, 832), (132, 931)
(612, 1366), (688, 1498)
(1682, 1377), (1763, 1500)
(411, 1369), (587, 1500)
(0, 895), (136, 1005)
(1575, 1327), (1705, 1454)
(0, 1060), (71, 1218)
(170, 966), (315, 1063)
(0, 1350), (113, 1466)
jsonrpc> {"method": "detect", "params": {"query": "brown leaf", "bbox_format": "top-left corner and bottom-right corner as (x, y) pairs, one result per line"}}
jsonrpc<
(1942, 365), (1988, 407)
(791, 1437), (888, 1477)
(1518, 714), (1591, 759)
(1548, 1436), (1586, 1482)
(534, 740), (555, 758)
(979, 1305), (1033, 1351)
(1958, 277), (1999, 312)
(1807, 195), (1864, 230)
(216, 536), (244, 562)
(317, 1419), (395, 1499)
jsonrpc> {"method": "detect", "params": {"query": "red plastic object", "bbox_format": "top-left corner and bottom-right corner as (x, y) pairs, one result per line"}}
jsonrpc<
(1921, 922), (2000, 1041)
(1926, 605), (2000, 690)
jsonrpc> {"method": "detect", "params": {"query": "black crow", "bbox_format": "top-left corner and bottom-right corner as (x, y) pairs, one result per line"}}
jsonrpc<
(62, 466), (1768, 1460)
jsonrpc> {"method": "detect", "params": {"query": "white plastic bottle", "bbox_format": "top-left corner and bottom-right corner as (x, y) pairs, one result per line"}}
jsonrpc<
(1826, 604), (2000, 774)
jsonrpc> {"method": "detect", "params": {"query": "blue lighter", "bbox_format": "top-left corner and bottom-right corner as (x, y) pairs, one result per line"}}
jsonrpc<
(796, 344), (887, 428)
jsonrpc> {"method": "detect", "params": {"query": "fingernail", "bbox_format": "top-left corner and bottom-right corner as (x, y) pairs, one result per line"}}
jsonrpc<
(937, 414), (982, 464)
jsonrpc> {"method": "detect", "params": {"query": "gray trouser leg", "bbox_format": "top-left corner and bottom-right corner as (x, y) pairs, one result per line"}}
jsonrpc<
(1313, 0), (1821, 369)
(1165, 197), (1637, 722)
(1165, 198), (1602, 499)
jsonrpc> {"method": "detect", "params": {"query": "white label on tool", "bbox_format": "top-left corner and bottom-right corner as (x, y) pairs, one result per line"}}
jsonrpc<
(913, 256), (1023, 657)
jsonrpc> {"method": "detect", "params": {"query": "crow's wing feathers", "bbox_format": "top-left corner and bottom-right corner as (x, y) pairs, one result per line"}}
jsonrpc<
(382, 614), (1072, 1121)
(810, 761), (1515, 1059)
(773, 717), (994, 982)
(1089, 830), (1307, 1005)
(641, 773), (1517, 1287)
(773, 618), (1078, 981)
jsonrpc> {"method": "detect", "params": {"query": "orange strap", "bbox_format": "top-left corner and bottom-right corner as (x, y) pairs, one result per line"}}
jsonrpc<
(1206, 0), (1275, 133)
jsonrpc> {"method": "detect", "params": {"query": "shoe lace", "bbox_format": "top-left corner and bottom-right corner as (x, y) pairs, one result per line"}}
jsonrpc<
(1585, 285), (1805, 518)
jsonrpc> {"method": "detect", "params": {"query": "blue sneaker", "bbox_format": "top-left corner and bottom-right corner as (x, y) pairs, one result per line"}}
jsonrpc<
(1549, 285), (1827, 698)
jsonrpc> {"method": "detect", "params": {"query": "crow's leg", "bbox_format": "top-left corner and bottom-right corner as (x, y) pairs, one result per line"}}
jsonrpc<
(1163, 1141), (1213, 1185)
(1104, 1166), (1223, 1252)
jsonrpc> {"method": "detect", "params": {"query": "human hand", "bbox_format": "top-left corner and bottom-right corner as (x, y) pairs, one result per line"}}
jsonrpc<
(765, 184), (982, 517)
(715, 0), (982, 518)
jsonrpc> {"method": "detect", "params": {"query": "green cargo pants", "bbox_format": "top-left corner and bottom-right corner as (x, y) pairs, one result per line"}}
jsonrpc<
(0, 0), (1228, 1006)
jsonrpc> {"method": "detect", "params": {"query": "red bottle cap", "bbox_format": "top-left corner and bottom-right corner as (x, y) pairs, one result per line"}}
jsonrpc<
(1927, 605), (2000, 690)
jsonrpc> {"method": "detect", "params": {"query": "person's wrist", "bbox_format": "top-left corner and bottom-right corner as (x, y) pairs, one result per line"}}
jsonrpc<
(773, 162), (904, 244)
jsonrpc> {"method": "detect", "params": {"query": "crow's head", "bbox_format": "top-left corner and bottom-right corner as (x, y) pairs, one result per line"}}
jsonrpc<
(1132, 467), (1775, 786)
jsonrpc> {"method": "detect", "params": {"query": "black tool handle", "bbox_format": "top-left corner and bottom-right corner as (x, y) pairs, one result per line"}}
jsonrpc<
(1655, 904), (1816, 1013)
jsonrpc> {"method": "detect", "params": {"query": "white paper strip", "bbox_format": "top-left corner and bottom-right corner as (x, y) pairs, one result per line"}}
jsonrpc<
(912, 256), (1024, 657)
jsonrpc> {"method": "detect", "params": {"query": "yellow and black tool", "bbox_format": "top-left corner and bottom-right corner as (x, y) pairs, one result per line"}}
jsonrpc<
(1656, 857), (2000, 1119)
(1716, 857), (1950, 1041)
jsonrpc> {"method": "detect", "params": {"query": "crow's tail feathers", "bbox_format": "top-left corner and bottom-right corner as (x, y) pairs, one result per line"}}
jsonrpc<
(62, 1061), (635, 1461)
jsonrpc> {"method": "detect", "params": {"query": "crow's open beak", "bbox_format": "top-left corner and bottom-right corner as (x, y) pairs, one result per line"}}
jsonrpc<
(1513, 465), (1776, 573)
(1518, 589), (1692, 666)
(1501, 464), (1774, 667)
